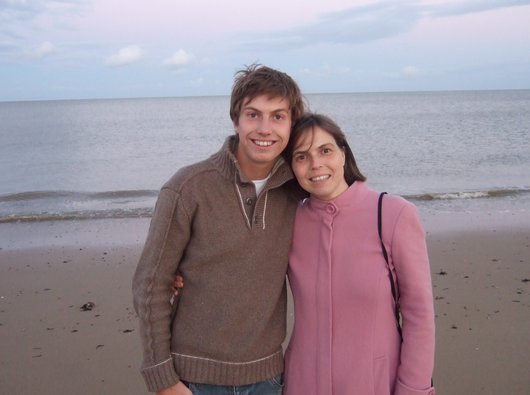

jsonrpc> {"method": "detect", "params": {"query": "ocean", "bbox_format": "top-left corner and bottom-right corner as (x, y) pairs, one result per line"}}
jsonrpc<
(1, 90), (529, 224)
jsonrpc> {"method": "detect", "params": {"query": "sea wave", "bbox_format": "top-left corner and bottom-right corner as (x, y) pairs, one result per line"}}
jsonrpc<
(405, 187), (530, 201)
(0, 189), (158, 223)
(0, 207), (154, 223)
(1, 187), (529, 224)
(0, 189), (158, 203)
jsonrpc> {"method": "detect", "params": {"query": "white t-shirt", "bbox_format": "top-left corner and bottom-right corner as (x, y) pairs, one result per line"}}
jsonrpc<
(253, 174), (270, 196)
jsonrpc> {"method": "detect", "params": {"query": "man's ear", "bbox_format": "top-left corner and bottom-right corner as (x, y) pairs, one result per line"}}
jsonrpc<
(233, 121), (239, 133)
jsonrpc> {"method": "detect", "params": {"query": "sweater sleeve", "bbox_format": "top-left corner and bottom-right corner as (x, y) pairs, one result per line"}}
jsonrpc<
(390, 203), (436, 395)
(132, 187), (192, 392)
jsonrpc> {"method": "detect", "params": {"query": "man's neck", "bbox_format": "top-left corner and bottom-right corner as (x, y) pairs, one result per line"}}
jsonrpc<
(239, 161), (275, 181)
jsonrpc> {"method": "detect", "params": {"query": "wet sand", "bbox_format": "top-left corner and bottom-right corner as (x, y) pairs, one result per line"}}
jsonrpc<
(0, 213), (529, 394)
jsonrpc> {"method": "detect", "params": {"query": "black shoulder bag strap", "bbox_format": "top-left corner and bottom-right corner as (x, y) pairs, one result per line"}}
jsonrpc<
(378, 192), (403, 339)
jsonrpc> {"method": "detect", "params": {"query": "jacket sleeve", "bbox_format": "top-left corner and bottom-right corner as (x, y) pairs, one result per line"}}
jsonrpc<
(132, 187), (192, 392)
(391, 203), (436, 395)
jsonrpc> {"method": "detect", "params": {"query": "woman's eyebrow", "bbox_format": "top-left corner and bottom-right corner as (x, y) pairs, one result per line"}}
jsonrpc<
(292, 148), (307, 156)
(293, 142), (332, 155)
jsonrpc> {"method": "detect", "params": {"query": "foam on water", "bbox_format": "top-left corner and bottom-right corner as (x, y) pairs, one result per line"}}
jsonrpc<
(1, 90), (529, 223)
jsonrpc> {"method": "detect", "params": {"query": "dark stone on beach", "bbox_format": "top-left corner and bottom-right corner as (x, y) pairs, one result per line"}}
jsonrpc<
(437, 270), (447, 275)
(80, 302), (95, 311)
(123, 329), (134, 333)
(522, 278), (530, 283)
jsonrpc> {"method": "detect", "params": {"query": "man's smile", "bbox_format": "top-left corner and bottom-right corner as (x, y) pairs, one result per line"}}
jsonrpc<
(252, 139), (275, 147)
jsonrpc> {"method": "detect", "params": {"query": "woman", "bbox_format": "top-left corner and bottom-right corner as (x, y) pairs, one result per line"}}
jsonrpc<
(282, 113), (435, 395)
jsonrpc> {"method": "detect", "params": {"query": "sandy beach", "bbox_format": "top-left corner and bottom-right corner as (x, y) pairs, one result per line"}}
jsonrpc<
(1, 207), (529, 394)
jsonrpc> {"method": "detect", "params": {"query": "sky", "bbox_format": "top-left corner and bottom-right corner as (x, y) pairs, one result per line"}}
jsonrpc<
(1, 0), (530, 101)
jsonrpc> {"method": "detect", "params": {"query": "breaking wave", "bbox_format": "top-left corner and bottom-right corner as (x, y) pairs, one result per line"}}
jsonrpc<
(1, 187), (529, 223)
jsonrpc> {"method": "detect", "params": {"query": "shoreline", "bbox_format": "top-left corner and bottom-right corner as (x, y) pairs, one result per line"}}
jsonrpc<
(1, 212), (529, 394)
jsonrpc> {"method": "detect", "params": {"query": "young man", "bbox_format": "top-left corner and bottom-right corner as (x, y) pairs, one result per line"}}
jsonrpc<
(132, 64), (305, 395)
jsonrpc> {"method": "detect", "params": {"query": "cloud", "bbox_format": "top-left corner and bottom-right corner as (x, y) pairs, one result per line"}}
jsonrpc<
(235, 1), (421, 51)
(0, 0), (44, 19)
(402, 65), (420, 76)
(0, 0), (85, 22)
(32, 41), (57, 58)
(106, 45), (144, 67)
(0, 1), (88, 44)
(0, 0), (45, 40)
(163, 49), (194, 70)
(428, 0), (530, 17)
(235, 0), (530, 51)
(0, 41), (17, 53)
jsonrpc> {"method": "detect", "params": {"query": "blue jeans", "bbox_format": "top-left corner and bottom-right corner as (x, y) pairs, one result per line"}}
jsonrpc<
(185, 375), (283, 395)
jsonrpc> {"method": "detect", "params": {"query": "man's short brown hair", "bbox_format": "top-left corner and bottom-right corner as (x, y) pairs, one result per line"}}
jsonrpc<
(230, 64), (304, 126)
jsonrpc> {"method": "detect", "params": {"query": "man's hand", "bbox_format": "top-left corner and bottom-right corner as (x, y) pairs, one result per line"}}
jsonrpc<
(156, 381), (192, 395)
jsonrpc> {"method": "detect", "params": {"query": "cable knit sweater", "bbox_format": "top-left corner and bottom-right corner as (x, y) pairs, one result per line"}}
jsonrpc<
(132, 136), (299, 392)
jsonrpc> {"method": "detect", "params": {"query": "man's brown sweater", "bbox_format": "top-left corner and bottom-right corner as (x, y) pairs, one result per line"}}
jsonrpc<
(132, 136), (299, 392)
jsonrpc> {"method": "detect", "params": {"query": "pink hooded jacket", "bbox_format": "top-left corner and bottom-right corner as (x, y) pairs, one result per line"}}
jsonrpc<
(284, 182), (435, 395)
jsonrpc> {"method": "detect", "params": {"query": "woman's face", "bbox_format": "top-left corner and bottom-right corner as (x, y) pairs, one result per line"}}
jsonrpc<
(291, 126), (349, 201)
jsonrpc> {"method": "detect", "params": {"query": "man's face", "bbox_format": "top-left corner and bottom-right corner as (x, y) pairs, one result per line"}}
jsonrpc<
(234, 95), (292, 180)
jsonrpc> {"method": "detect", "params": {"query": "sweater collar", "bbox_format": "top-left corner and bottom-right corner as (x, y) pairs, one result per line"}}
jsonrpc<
(210, 135), (294, 187)
(308, 181), (368, 211)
